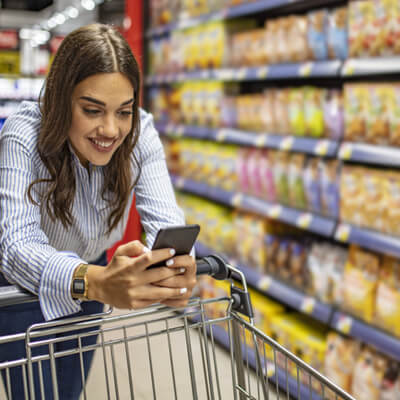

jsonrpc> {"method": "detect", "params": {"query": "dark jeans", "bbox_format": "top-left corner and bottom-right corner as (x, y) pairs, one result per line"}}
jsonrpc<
(0, 252), (107, 400)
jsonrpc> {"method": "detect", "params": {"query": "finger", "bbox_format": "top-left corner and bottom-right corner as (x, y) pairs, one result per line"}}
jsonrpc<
(134, 248), (176, 271)
(142, 266), (183, 285)
(132, 285), (187, 300)
(153, 274), (187, 288)
(114, 240), (147, 258)
(164, 255), (196, 272)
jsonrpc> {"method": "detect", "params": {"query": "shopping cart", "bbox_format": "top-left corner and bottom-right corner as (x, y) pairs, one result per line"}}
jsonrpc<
(0, 255), (355, 400)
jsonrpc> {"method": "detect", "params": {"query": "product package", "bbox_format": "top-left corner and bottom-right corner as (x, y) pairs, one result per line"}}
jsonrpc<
(323, 89), (344, 140)
(327, 6), (348, 60)
(308, 10), (329, 60)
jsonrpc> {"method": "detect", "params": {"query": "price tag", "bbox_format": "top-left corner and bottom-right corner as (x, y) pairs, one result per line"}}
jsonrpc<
(315, 140), (330, 156)
(343, 60), (355, 76)
(258, 276), (272, 291)
(231, 193), (243, 207)
(201, 70), (209, 79)
(166, 123), (174, 134)
(257, 66), (269, 79)
(280, 137), (294, 151)
(335, 224), (351, 242)
(339, 143), (353, 160)
(236, 67), (248, 80)
(297, 213), (312, 229)
(336, 315), (353, 334)
(216, 129), (227, 142)
(255, 135), (267, 147)
(301, 297), (316, 314)
(265, 362), (275, 378)
(268, 205), (282, 219)
(176, 177), (185, 189)
(299, 62), (313, 77)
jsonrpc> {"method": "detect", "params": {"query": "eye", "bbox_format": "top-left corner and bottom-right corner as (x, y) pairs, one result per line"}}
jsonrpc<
(83, 108), (101, 115)
(118, 110), (133, 118)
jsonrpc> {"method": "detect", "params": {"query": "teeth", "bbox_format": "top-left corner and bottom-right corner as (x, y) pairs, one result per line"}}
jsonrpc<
(91, 139), (113, 149)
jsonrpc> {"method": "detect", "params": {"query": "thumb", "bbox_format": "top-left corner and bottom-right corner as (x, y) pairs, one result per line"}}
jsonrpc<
(114, 240), (149, 258)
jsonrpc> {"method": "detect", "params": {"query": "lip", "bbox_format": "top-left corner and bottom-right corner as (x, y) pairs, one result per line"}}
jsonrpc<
(88, 138), (117, 153)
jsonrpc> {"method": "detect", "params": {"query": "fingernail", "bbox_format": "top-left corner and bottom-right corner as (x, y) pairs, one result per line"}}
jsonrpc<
(143, 246), (150, 253)
(180, 288), (187, 294)
(170, 249), (176, 256)
(166, 259), (174, 266)
(180, 268), (186, 273)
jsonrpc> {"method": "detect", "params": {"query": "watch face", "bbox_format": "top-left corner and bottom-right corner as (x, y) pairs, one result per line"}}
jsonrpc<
(73, 279), (85, 294)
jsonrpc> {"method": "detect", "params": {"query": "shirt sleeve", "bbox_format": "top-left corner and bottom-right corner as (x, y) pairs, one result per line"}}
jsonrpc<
(134, 110), (188, 249)
(0, 106), (85, 321)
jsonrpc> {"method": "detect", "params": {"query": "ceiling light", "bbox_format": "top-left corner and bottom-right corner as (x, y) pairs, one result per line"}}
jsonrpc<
(47, 19), (57, 29)
(54, 13), (66, 25)
(65, 6), (79, 18)
(81, 0), (95, 10)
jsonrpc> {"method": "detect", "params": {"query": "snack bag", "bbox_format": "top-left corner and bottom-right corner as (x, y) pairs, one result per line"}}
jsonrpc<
(246, 149), (263, 198)
(351, 347), (385, 400)
(323, 89), (344, 140)
(320, 159), (340, 219)
(276, 18), (290, 63)
(273, 151), (290, 205)
(344, 84), (368, 143)
(375, 255), (400, 336)
(304, 87), (325, 138)
(259, 150), (277, 203)
(384, 172), (400, 236)
(327, 6), (348, 60)
(265, 233), (280, 275)
(366, 84), (391, 145)
(287, 15), (310, 62)
(289, 240), (309, 290)
(349, 1), (374, 57)
(389, 84), (400, 146)
(308, 10), (329, 60)
(327, 245), (348, 306)
(342, 245), (380, 323)
(376, 0), (398, 57)
(288, 88), (306, 136)
(260, 90), (276, 132)
(275, 239), (291, 281)
(236, 148), (251, 194)
(324, 333), (360, 400)
(264, 20), (279, 64)
(273, 89), (291, 134)
(303, 157), (321, 214)
(288, 154), (307, 209)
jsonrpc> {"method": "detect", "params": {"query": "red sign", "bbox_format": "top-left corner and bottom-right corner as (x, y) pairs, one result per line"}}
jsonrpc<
(0, 30), (18, 50)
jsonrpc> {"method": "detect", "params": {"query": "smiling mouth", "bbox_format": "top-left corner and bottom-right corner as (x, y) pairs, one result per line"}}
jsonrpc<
(89, 138), (116, 150)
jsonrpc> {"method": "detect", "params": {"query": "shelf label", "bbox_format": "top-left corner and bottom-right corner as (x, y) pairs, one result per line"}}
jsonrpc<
(201, 70), (209, 79)
(257, 66), (269, 79)
(216, 129), (227, 142)
(175, 125), (185, 137)
(216, 69), (234, 80)
(339, 143), (353, 160)
(176, 177), (185, 189)
(343, 60), (355, 76)
(301, 297), (316, 314)
(315, 140), (330, 156)
(177, 73), (185, 81)
(265, 362), (275, 378)
(231, 193), (243, 207)
(335, 224), (351, 242)
(297, 213), (312, 229)
(166, 123), (174, 133)
(255, 135), (267, 147)
(336, 315), (353, 334)
(300, 62), (313, 77)
(258, 276), (272, 291)
(280, 137), (294, 151)
(236, 67), (248, 80)
(268, 205), (282, 219)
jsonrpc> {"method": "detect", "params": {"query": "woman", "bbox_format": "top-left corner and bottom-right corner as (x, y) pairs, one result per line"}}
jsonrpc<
(0, 23), (196, 399)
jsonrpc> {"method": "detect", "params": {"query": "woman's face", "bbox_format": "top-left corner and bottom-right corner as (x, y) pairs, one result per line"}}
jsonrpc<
(68, 72), (134, 167)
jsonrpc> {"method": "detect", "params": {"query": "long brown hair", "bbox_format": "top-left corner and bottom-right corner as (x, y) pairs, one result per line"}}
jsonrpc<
(28, 23), (141, 234)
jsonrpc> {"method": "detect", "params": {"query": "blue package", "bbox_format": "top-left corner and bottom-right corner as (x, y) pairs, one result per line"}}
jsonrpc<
(327, 7), (348, 60)
(308, 10), (329, 61)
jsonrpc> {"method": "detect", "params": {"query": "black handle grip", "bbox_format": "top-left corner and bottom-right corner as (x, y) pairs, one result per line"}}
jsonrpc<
(196, 255), (231, 280)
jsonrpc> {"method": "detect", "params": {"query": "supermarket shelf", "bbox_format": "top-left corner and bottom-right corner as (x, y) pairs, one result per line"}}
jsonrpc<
(196, 241), (400, 363)
(342, 57), (400, 77)
(192, 314), (322, 400)
(335, 223), (400, 259)
(157, 122), (339, 157)
(146, 0), (305, 37)
(339, 142), (400, 167)
(332, 312), (400, 362)
(196, 240), (333, 324)
(172, 176), (336, 237)
(146, 61), (341, 85)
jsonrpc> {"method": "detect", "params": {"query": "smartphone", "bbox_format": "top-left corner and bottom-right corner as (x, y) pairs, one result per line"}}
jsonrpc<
(148, 224), (200, 268)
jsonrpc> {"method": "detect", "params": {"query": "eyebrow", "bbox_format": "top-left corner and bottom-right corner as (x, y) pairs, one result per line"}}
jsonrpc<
(79, 96), (134, 107)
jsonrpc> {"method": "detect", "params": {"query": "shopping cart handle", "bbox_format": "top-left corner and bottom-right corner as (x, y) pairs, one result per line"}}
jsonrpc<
(196, 255), (232, 280)
(0, 284), (37, 307)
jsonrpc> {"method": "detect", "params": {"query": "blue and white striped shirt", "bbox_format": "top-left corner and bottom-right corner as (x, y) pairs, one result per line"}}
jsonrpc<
(0, 101), (185, 320)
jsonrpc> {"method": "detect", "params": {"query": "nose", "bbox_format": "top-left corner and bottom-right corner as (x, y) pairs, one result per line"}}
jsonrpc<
(100, 115), (119, 138)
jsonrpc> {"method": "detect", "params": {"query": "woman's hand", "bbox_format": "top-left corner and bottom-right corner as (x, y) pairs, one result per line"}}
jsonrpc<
(154, 254), (197, 308)
(86, 240), (187, 309)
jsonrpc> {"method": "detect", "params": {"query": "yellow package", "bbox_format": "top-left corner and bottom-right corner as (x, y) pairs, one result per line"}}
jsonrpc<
(288, 88), (306, 136)
(344, 84), (368, 142)
(384, 171), (400, 236)
(342, 245), (380, 323)
(389, 84), (400, 146)
(375, 255), (400, 336)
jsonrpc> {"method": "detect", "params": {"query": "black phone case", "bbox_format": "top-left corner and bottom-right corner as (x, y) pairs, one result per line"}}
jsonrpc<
(149, 224), (200, 268)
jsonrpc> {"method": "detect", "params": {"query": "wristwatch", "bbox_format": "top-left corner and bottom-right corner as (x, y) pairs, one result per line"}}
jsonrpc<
(71, 264), (89, 300)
